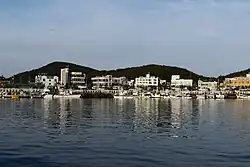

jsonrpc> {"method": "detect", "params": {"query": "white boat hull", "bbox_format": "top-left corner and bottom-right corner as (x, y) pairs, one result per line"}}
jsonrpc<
(44, 94), (81, 99)
(114, 96), (134, 99)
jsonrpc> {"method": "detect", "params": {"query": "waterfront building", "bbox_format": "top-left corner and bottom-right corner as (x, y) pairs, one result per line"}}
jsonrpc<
(91, 75), (113, 88)
(0, 76), (9, 87)
(198, 80), (218, 90)
(35, 75), (59, 88)
(171, 75), (193, 87)
(70, 72), (86, 89)
(91, 75), (127, 89)
(134, 73), (159, 87)
(112, 77), (127, 86)
(60, 68), (69, 86)
(223, 73), (250, 88)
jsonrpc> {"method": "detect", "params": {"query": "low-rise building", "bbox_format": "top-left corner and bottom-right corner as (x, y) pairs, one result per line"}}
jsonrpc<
(134, 73), (159, 87)
(224, 73), (250, 88)
(91, 75), (127, 89)
(70, 72), (86, 89)
(91, 75), (113, 88)
(112, 77), (127, 86)
(198, 80), (218, 90)
(171, 75), (193, 87)
(35, 75), (59, 88)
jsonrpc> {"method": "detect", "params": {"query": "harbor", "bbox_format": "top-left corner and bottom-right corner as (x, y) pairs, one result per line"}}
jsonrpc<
(0, 87), (242, 100)
(2, 66), (250, 100)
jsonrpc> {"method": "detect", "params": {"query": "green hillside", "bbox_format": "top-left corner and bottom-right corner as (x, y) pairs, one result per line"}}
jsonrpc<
(10, 61), (213, 84)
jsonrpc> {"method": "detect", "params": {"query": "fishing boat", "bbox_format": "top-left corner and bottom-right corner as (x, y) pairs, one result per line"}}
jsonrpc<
(44, 94), (81, 99)
(114, 95), (134, 99)
(150, 93), (161, 98)
(114, 91), (134, 99)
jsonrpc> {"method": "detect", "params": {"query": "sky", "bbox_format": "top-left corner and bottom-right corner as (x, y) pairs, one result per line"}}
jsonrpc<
(1, 0), (250, 77)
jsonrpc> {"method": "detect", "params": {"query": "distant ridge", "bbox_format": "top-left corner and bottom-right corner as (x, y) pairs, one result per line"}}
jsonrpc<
(218, 68), (250, 81)
(10, 61), (214, 84)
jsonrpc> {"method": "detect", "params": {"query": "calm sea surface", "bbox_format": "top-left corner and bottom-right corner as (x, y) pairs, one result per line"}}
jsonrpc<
(0, 98), (250, 167)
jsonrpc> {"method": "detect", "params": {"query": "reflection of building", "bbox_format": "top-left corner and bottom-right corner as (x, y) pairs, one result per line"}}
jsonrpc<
(224, 73), (250, 88)
(91, 75), (127, 89)
(71, 72), (86, 89)
(60, 68), (69, 86)
(134, 98), (159, 131)
(171, 75), (193, 87)
(134, 73), (159, 87)
(170, 99), (182, 126)
(198, 80), (218, 90)
(43, 98), (51, 119)
(35, 75), (59, 88)
(59, 98), (71, 133)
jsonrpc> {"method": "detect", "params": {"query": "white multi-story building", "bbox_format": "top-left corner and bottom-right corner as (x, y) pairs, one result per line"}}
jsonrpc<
(134, 73), (159, 87)
(60, 68), (69, 86)
(198, 80), (218, 90)
(35, 75), (59, 88)
(171, 75), (193, 87)
(91, 75), (128, 89)
(71, 72), (86, 89)
(91, 75), (113, 88)
(112, 77), (127, 86)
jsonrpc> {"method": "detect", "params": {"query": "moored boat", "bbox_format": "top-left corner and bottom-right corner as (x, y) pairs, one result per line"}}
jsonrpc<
(44, 94), (81, 99)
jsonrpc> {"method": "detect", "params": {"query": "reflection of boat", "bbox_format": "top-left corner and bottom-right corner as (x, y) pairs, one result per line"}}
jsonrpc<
(11, 93), (19, 100)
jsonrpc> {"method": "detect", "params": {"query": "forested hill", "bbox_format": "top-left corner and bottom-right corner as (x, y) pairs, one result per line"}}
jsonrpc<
(10, 61), (213, 84)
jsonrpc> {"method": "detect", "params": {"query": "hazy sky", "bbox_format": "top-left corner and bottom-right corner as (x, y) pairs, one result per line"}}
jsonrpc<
(1, 0), (250, 77)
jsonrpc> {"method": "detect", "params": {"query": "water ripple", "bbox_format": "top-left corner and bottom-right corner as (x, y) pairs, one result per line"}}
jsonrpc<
(0, 99), (250, 166)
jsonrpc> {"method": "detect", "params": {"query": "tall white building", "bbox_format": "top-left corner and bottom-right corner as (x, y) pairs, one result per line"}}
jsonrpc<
(134, 73), (159, 87)
(171, 75), (193, 87)
(35, 75), (59, 88)
(71, 72), (86, 88)
(91, 75), (127, 89)
(60, 68), (69, 86)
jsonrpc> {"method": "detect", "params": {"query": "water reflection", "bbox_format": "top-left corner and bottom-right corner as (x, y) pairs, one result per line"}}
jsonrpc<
(2, 98), (250, 167)
(17, 98), (249, 138)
